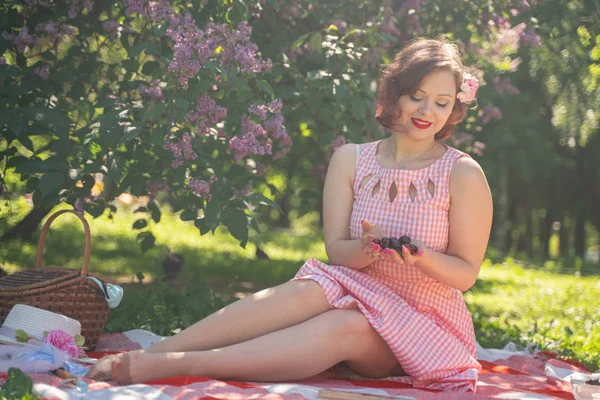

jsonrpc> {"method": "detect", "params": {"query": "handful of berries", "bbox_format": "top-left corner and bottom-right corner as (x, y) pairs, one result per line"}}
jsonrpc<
(373, 236), (419, 256)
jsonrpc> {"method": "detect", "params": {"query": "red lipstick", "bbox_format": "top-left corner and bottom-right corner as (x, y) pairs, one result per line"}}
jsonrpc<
(411, 118), (432, 129)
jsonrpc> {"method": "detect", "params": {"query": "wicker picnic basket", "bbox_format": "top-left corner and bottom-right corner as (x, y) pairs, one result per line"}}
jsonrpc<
(0, 209), (110, 348)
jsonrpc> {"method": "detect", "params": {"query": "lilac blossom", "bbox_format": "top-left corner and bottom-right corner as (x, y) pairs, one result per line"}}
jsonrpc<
(3, 27), (39, 52)
(188, 176), (217, 199)
(103, 20), (120, 39)
(330, 135), (346, 151)
(520, 26), (541, 47)
(147, 181), (170, 200)
(249, 104), (268, 121)
(163, 132), (198, 168)
(34, 64), (50, 79)
(35, 21), (75, 46)
(139, 80), (165, 101)
(472, 141), (486, 156)
(482, 106), (503, 123)
(167, 19), (271, 89)
(449, 132), (474, 147)
(185, 94), (227, 135)
(229, 115), (272, 162)
(66, 0), (94, 19)
(311, 163), (327, 183)
(494, 76), (520, 95)
(0, 57), (6, 65)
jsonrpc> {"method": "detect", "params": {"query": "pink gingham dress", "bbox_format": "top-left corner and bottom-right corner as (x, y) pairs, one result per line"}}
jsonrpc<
(294, 140), (481, 392)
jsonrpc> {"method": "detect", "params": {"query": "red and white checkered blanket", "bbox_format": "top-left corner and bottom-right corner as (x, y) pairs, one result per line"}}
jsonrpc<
(1, 330), (588, 399)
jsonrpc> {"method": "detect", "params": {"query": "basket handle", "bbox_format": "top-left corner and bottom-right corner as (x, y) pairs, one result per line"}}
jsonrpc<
(35, 209), (92, 276)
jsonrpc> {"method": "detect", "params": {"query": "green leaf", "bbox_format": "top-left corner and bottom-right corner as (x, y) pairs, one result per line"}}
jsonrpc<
(257, 80), (274, 98)
(309, 32), (323, 53)
(133, 219), (148, 229)
(0, 368), (39, 400)
(334, 80), (348, 100)
(25, 107), (71, 137)
(148, 200), (161, 223)
(127, 41), (148, 58)
(142, 102), (166, 122)
(26, 177), (39, 193)
(142, 61), (160, 75)
(8, 113), (22, 137)
(291, 32), (311, 51)
(174, 97), (190, 113)
(85, 199), (106, 218)
(203, 200), (221, 230)
(225, 208), (249, 248)
(14, 156), (70, 174)
(180, 209), (196, 221)
(245, 193), (283, 213)
(74, 334), (85, 347)
(137, 231), (156, 253)
(14, 329), (29, 343)
(38, 171), (64, 197)
(107, 155), (127, 185)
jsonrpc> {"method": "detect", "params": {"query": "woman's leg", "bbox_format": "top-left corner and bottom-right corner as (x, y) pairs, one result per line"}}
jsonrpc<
(112, 309), (400, 384)
(86, 279), (331, 381)
(145, 279), (330, 353)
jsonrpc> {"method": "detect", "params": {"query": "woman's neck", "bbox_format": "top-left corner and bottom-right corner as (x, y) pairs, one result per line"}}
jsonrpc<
(388, 133), (438, 164)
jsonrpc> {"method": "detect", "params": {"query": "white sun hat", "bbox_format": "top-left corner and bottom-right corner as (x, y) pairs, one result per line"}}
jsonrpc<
(0, 304), (81, 344)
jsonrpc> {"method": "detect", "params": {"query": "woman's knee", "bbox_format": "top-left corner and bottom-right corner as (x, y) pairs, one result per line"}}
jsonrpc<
(324, 309), (375, 343)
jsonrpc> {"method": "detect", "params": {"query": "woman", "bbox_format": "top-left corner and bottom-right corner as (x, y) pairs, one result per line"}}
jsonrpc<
(88, 37), (493, 392)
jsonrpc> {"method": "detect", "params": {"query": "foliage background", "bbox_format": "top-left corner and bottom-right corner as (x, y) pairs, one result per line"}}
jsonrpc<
(0, 0), (599, 370)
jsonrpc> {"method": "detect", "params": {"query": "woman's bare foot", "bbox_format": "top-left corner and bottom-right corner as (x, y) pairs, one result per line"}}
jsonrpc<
(85, 354), (119, 381)
(110, 351), (186, 384)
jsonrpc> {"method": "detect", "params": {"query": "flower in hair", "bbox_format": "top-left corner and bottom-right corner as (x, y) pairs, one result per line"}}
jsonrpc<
(457, 73), (479, 103)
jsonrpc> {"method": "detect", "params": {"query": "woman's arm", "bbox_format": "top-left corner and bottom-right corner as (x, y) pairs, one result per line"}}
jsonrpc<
(322, 144), (376, 269)
(411, 156), (493, 291)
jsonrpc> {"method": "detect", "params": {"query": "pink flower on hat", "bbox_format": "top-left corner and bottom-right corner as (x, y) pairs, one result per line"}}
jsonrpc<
(43, 329), (82, 358)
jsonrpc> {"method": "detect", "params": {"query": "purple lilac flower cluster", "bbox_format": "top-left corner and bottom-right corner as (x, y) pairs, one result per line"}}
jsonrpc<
(229, 99), (291, 162)
(167, 18), (272, 89)
(139, 80), (165, 101)
(34, 64), (50, 79)
(185, 94), (228, 135)
(164, 132), (198, 168)
(2, 27), (39, 52)
(147, 181), (170, 200)
(188, 176), (217, 200)
(330, 135), (346, 152)
(65, 0), (94, 19)
(35, 21), (75, 46)
(481, 106), (503, 123)
(102, 20), (120, 39)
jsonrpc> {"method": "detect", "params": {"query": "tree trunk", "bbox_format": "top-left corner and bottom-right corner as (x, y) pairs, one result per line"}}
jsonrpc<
(559, 214), (570, 258)
(523, 201), (533, 257)
(0, 206), (52, 241)
(540, 207), (552, 259)
(574, 213), (586, 258)
(492, 164), (510, 253)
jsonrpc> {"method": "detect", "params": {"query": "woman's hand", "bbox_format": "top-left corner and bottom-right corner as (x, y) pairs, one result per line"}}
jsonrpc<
(381, 238), (426, 265)
(360, 219), (386, 259)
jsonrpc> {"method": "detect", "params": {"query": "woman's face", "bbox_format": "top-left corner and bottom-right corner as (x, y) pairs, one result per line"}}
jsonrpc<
(394, 69), (457, 140)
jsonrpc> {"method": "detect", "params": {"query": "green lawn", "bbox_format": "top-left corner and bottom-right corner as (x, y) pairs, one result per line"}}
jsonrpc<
(1, 203), (599, 371)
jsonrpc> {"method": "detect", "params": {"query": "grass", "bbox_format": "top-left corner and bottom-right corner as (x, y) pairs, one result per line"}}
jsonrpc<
(1, 202), (599, 370)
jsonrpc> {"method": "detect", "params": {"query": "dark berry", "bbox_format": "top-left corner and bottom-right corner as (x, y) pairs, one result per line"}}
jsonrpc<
(399, 236), (411, 245)
(381, 237), (390, 248)
(406, 243), (418, 255)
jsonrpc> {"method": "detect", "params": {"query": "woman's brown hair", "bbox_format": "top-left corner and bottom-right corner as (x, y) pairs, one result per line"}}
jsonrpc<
(375, 38), (469, 141)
